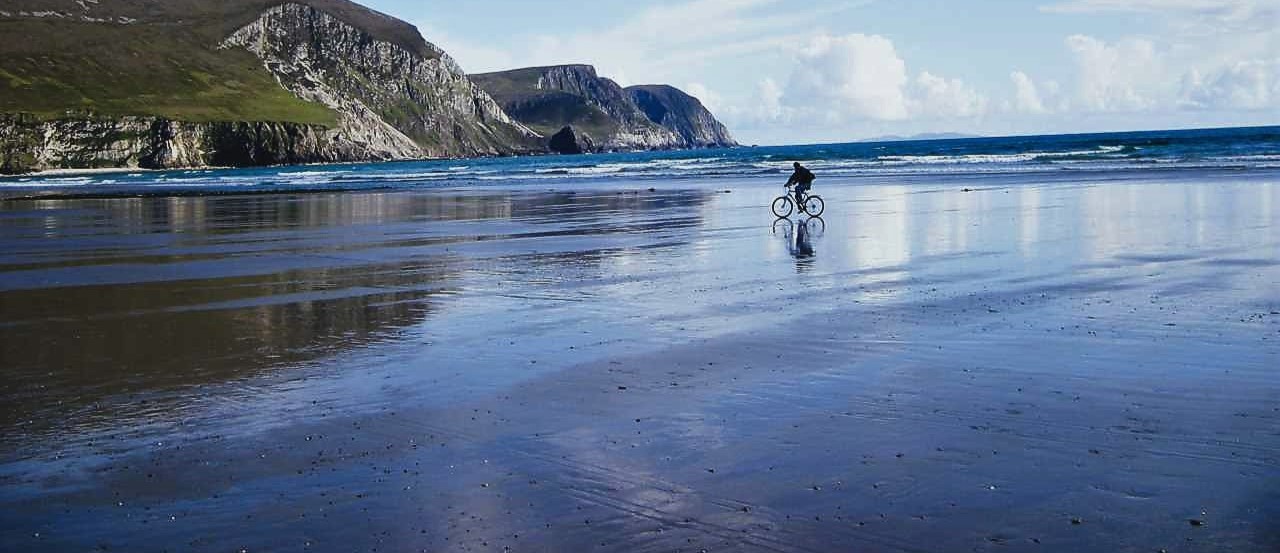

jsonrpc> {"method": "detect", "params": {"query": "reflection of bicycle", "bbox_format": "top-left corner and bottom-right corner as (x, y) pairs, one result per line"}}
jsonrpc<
(773, 216), (824, 266)
(773, 216), (825, 235)
(772, 185), (825, 218)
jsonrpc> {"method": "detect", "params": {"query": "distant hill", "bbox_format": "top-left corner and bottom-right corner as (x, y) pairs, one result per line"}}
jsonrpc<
(472, 65), (736, 153)
(0, 0), (540, 173)
(859, 132), (983, 143)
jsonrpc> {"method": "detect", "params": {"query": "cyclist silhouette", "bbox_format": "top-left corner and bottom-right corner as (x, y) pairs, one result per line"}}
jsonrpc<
(785, 162), (816, 206)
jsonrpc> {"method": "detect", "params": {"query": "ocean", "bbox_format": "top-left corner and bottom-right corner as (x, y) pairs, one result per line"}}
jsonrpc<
(3, 124), (1279, 552)
(3, 125), (1278, 196)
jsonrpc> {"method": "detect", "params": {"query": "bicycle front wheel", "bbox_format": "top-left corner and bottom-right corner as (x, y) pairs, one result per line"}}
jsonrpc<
(803, 196), (825, 217)
(772, 196), (794, 218)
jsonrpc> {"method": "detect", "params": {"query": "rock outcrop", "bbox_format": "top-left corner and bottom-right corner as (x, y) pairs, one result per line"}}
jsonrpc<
(473, 65), (735, 153)
(0, 114), (366, 174)
(547, 126), (596, 155)
(0, 1), (541, 174)
(625, 85), (737, 148)
(221, 3), (540, 159)
(531, 66), (679, 150)
(0, 1), (738, 173)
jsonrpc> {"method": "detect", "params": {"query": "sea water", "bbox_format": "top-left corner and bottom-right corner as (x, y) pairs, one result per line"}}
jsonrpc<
(3, 125), (1278, 196)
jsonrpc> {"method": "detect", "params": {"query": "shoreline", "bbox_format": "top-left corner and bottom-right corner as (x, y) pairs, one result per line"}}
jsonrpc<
(0, 148), (730, 180)
(2, 125), (1275, 190)
(3, 164), (1278, 202)
(2, 170), (1277, 552)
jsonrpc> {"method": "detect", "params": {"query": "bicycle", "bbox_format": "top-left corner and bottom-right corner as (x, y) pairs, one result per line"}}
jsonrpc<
(772, 184), (825, 218)
(772, 215), (826, 237)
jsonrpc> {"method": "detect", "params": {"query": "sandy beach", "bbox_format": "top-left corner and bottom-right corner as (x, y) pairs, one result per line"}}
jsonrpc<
(2, 170), (1278, 552)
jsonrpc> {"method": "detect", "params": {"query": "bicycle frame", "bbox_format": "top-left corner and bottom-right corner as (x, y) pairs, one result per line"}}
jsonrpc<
(774, 184), (825, 218)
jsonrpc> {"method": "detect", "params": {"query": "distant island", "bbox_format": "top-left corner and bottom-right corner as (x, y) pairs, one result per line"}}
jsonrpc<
(0, 0), (736, 175)
(859, 132), (983, 143)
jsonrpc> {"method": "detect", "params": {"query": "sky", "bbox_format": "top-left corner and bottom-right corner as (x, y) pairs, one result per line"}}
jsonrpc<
(361, 0), (1279, 145)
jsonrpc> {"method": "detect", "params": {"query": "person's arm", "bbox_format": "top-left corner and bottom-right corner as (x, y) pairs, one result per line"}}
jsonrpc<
(785, 172), (798, 186)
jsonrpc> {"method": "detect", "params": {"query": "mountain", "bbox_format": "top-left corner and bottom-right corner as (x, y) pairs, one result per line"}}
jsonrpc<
(0, 2), (737, 174)
(625, 85), (736, 148)
(472, 65), (737, 153)
(0, 0), (540, 173)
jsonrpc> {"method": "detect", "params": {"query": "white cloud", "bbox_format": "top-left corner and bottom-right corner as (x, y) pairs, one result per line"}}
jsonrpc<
(1041, 0), (1277, 32)
(1180, 59), (1280, 109)
(403, 0), (1277, 141)
(782, 33), (910, 122)
(1039, 0), (1278, 118)
(683, 83), (723, 112)
(716, 77), (784, 129)
(1043, 0), (1278, 60)
(1039, 0), (1277, 30)
(414, 23), (515, 74)
(1065, 34), (1164, 111)
(913, 71), (988, 118)
(1042, 0), (1255, 13)
(1011, 71), (1048, 113)
(418, 0), (860, 85)
(757, 78), (785, 121)
(721, 33), (988, 130)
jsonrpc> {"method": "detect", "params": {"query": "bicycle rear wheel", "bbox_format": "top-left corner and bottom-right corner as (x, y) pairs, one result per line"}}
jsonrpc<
(772, 196), (794, 218)
(803, 216), (825, 234)
(772, 216), (794, 236)
(803, 196), (825, 217)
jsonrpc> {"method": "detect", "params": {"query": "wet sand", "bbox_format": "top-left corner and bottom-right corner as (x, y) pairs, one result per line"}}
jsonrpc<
(2, 171), (1278, 552)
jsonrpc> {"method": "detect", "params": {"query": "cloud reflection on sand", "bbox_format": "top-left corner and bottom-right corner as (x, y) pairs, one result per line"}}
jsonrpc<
(2, 171), (1279, 552)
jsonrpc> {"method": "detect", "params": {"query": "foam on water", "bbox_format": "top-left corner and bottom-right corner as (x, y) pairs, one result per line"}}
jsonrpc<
(3, 126), (1276, 194)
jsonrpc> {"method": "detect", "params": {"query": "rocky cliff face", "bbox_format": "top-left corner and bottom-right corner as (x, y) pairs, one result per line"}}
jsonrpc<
(0, 114), (365, 174)
(547, 126), (597, 155)
(626, 85), (737, 148)
(0, 1), (737, 173)
(473, 65), (736, 153)
(532, 66), (680, 150)
(473, 66), (668, 152)
(221, 3), (540, 159)
(0, 1), (541, 174)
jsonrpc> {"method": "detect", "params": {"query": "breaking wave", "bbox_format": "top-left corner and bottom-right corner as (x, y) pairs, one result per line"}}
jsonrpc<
(4, 126), (1277, 193)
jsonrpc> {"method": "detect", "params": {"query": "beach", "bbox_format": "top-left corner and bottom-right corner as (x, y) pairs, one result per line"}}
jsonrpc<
(2, 169), (1278, 552)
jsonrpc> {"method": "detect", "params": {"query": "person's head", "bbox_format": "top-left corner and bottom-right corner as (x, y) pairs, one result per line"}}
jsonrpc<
(793, 162), (802, 170)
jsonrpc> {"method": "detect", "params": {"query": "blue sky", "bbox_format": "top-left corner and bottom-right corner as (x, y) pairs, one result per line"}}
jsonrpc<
(363, 0), (1277, 144)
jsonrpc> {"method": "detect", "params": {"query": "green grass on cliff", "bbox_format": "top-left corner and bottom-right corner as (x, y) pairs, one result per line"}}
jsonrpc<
(0, 0), (438, 126)
(0, 19), (336, 125)
(471, 70), (620, 140)
(486, 90), (618, 139)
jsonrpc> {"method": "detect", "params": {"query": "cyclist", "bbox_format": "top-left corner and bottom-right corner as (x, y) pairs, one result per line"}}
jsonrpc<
(785, 162), (816, 206)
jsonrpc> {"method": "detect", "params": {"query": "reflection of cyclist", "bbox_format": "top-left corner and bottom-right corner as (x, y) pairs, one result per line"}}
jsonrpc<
(794, 219), (814, 258)
(785, 162), (816, 206)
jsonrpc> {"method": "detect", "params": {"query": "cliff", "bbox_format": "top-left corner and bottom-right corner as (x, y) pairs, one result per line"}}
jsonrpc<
(472, 65), (736, 153)
(0, 1), (736, 173)
(221, 3), (539, 159)
(625, 85), (737, 148)
(0, 0), (539, 174)
(0, 114), (380, 174)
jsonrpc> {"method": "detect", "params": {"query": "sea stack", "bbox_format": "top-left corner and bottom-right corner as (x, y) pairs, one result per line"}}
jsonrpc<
(548, 126), (597, 155)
